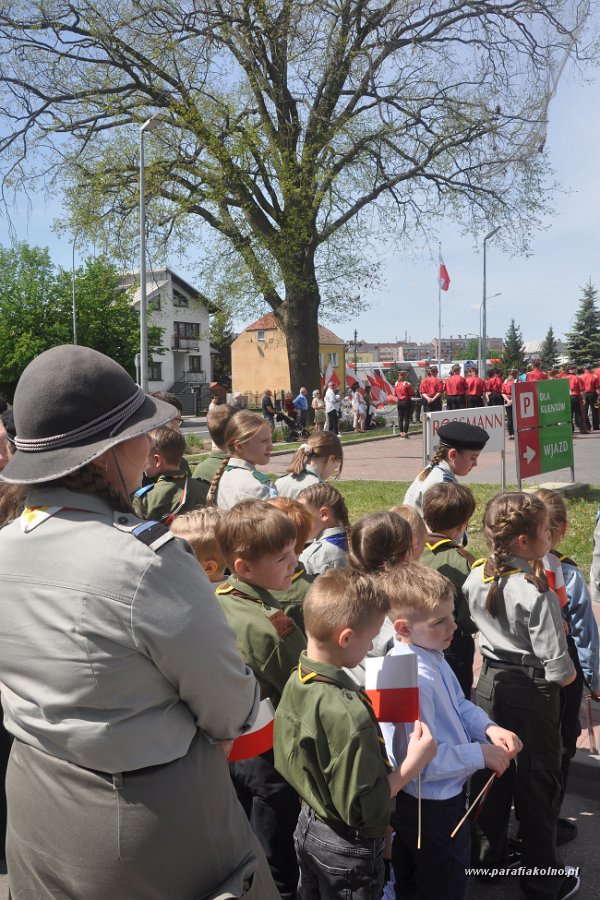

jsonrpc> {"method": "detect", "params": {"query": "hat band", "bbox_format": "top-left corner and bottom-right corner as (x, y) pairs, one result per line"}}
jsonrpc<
(14, 386), (147, 453)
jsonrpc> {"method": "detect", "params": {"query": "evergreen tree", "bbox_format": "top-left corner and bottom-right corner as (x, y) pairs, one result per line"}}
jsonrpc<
(502, 319), (526, 373)
(565, 282), (600, 366)
(539, 325), (560, 371)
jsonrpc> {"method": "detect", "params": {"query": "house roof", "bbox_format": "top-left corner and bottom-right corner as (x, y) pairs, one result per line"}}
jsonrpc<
(120, 267), (219, 313)
(245, 313), (345, 345)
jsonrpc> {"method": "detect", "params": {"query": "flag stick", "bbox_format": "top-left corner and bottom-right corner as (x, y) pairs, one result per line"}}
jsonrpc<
(417, 772), (422, 849)
(438, 241), (442, 368)
(450, 773), (496, 839)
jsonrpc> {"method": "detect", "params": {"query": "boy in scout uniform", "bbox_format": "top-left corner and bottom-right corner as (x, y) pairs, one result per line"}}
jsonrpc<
(274, 568), (437, 900)
(192, 402), (236, 485)
(133, 426), (208, 523)
(421, 483), (478, 698)
(215, 500), (307, 900)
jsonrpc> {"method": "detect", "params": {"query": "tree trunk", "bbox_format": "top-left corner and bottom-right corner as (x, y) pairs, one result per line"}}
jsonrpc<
(281, 279), (322, 399)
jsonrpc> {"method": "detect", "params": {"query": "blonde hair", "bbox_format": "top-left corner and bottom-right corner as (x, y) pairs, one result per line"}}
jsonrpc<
(389, 504), (427, 549)
(206, 403), (237, 450)
(422, 483), (476, 533)
(349, 510), (411, 573)
(215, 499), (296, 566)
(534, 488), (567, 549)
(287, 431), (343, 476)
(482, 492), (548, 618)
(268, 496), (314, 555)
(207, 410), (268, 506)
(379, 561), (453, 623)
(169, 507), (224, 564)
(303, 568), (388, 643)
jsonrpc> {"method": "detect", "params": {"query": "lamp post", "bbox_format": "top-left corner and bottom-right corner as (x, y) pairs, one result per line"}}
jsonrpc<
(478, 292), (502, 373)
(481, 226), (501, 377)
(139, 111), (167, 392)
(71, 232), (80, 345)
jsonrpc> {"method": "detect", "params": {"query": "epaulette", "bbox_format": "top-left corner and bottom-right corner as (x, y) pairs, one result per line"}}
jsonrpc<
(133, 484), (154, 498)
(482, 567), (520, 584)
(112, 513), (174, 552)
(291, 566), (308, 583)
(551, 549), (578, 568)
(425, 538), (455, 553)
(215, 581), (234, 595)
(471, 557), (486, 569)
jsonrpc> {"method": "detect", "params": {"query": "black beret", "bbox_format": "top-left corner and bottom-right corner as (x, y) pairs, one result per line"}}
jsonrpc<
(437, 421), (489, 451)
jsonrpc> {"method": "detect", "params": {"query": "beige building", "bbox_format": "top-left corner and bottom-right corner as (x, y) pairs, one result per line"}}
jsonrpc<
(232, 313), (345, 393)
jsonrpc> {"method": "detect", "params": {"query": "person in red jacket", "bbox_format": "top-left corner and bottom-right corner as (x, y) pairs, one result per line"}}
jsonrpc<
(394, 370), (415, 439)
(420, 366), (444, 414)
(526, 358), (548, 381)
(581, 363), (599, 431)
(444, 364), (467, 410)
(567, 364), (587, 434)
(485, 367), (504, 407)
(465, 366), (486, 408)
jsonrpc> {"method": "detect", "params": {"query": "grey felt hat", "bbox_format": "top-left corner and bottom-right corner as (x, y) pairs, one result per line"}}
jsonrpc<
(0, 345), (176, 484)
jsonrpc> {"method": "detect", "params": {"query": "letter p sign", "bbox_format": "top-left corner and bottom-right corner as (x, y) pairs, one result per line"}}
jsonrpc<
(519, 391), (535, 420)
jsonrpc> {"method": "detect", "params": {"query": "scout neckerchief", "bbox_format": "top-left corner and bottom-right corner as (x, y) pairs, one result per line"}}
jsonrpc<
(298, 661), (392, 771)
(158, 474), (188, 525)
(321, 531), (348, 551)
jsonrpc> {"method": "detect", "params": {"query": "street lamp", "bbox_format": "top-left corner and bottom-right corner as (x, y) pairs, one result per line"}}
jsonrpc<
(481, 226), (501, 377)
(139, 111), (168, 392)
(71, 231), (80, 345)
(478, 292), (502, 373)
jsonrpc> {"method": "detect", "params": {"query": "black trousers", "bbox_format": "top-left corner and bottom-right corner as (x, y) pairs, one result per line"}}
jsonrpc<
(411, 399), (422, 422)
(570, 395), (585, 433)
(397, 400), (411, 433)
(466, 396), (484, 408)
(231, 750), (300, 900)
(584, 391), (599, 430)
(326, 409), (338, 434)
(391, 790), (469, 900)
(505, 404), (514, 436)
(488, 392), (503, 406)
(472, 662), (567, 900)
(443, 629), (475, 699)
(422, 399), (442, 414)
(446, 396), (466, 410)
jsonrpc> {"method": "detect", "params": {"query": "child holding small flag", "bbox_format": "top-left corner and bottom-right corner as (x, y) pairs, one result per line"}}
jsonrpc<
(273, 568), (437, 900)
(379, 562), (521, 900)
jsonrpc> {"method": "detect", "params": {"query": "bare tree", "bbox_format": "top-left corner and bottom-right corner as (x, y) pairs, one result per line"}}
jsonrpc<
(0, 0), (592, 391)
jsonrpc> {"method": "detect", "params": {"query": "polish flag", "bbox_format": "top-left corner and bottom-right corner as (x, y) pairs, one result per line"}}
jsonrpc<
(373, 368), (395, 403)
(228, 698), (275, 761)
(365, 653), (419, 723)
(324, 360), (340, 389)
(438, 254), (450, 292)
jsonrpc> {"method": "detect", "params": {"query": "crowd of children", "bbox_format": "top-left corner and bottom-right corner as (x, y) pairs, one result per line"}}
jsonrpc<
(122, 401), (599, 900)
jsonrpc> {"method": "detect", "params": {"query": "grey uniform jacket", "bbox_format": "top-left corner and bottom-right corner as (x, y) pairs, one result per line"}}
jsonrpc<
(299, 526), (348, 576)
(403, 459), (456, 517)
(0, 486), (260, 773)
(215, 457), (276, 510)
(275, 466), (321, 499)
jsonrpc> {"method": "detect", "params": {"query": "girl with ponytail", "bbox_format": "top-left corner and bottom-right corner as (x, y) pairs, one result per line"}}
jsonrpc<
(275, 431), (343, 499)
(462, 492), (579, 899)
(207, 410), (276, 510)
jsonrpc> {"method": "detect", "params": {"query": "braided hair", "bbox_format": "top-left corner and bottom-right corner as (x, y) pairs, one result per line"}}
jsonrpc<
(206, 410), (267, 507)
(416, 442), (450, 481)
(482, 492), (548, 617)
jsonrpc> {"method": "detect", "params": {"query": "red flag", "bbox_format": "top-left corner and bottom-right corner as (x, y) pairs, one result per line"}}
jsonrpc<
(438, 254), (450, 292)
(228, 699), (275, 761)
(365, 652), (419, 723)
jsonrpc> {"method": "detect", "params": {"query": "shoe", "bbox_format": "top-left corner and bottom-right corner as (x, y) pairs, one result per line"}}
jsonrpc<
(507, 836), (521, 867)
(558, 871), (580, 898)
(557, 818), (578, 845)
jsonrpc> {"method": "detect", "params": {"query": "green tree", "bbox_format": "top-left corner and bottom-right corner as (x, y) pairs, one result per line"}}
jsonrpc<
(502, 319), (526, 374)
(0, 2), (591, 395)
(539, 325), (560, 371)
(210, 308), (234, 390)
(565, 282), (600, 366)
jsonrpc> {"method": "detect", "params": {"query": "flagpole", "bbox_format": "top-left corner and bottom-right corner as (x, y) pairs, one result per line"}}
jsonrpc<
(438, 241), (442, 368)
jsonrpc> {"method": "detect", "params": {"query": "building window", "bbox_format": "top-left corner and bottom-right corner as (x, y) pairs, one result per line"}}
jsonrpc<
(257, 329), (265, 341)
(148, 362), (162, 381)
(328, 352), (338, 367)
(173, 289), (189, 307)
(175, 322), (200, 339)
(148, 292), (161, 312)
(319, 352), (324, 371)
(189, 355), (203, 373)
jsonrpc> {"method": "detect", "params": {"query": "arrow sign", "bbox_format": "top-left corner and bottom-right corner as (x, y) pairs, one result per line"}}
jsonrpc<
(523, 445), (536, 464)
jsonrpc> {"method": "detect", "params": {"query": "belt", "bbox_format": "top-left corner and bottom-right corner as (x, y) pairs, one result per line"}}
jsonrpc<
(82, 758), (176, 784)
(482, 658), (545, 679)
(300, 801), (384, 841)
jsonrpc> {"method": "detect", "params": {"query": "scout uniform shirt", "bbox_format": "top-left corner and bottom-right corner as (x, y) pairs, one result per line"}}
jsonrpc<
(463, 556), (574, 683)
(215, 458), (277, 510)
(273, 652), (393, 837)
(421, 534), (476, 635)
(404, 459), (456, 517)
(192, 449), (228, 485)
(299, 526), (348, 576)
(275, 465), (321, 499)
(269, 565), (314, 633)
(133, 468), (208, 523)
(215, 574), (306, 703)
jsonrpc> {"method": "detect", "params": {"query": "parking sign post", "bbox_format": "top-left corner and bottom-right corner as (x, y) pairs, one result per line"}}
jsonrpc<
(513, 380), (574, 489)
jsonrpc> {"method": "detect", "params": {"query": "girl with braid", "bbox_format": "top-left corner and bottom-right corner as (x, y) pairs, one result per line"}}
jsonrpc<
(463, 493), (579, 900)
(206, 410), (276, 510)
(403, 422), (488, 517)
(298, 482), (350, 575)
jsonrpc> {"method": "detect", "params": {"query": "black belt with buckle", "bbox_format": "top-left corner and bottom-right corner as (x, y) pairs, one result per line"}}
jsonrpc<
(482, 657), (545, 679)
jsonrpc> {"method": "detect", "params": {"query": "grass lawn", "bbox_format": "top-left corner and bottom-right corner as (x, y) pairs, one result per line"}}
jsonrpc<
(336, 481), (600, 573)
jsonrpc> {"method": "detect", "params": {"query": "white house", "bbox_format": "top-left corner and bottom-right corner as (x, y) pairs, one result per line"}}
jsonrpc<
(120, 268), (214, 393)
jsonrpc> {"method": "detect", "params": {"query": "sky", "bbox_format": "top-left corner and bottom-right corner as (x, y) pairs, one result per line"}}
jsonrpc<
(0, 56), (598, 349)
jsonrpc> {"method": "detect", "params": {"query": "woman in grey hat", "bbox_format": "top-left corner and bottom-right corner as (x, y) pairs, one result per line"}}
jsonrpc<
(0, 345), (278, 900)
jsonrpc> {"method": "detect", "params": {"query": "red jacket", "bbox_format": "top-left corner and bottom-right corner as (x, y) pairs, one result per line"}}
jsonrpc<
(466, 375), (485, 397)
(394, 380), (414, 401)
(420, 376), (444, 400)
(486, 375), (503, 393)
(444, 374), (467, 397)
(526, 368), (548, 381)
(567, 374), (582, 396)
(581, 372), (599, 392)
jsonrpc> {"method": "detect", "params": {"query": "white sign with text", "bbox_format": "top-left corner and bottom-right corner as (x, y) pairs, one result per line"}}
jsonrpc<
(425, 406), (506, 455)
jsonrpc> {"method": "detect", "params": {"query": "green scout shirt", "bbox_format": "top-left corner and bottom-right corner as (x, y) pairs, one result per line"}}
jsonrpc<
(421, 534), (477, 635)
(273, 652), (393, 837)
(192, 450), (228, 484)
(215, 575), (307, 704)
(270, 566), (313, 634)
(133, 469), (208, 523)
